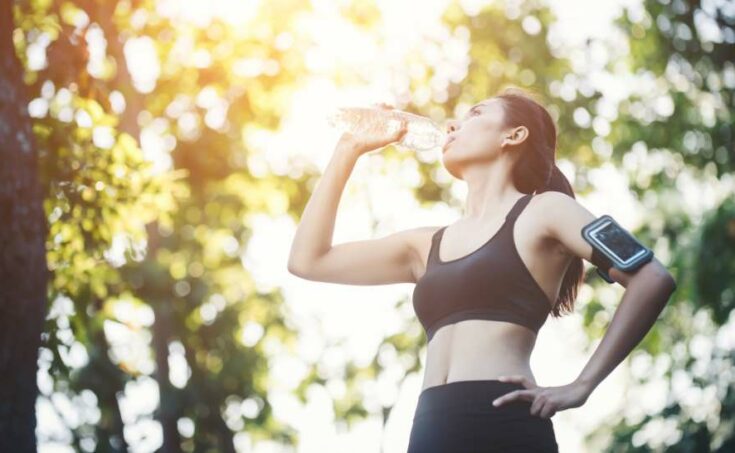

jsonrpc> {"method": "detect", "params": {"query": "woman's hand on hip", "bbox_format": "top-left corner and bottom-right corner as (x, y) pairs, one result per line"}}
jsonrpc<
(490, 375), (591, 418)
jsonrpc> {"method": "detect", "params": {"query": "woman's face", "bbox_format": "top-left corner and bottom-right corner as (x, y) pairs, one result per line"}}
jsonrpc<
(442, 97), (518, 178)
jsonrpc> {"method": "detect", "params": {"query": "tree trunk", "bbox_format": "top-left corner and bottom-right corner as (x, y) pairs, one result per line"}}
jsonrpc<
(0, 1), (50, 451)
(147, 223), (184, 453)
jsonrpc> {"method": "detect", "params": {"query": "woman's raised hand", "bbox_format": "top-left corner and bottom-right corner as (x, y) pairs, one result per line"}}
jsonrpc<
(338, 103), (409, 156)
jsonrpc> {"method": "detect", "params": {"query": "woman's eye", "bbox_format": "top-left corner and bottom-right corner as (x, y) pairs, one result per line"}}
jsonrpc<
(463, 108), (480, 121)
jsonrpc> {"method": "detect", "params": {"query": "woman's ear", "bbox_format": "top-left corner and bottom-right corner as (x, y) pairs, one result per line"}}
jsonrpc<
(502, 126), (527, 149)
(508, 126), (529, 145)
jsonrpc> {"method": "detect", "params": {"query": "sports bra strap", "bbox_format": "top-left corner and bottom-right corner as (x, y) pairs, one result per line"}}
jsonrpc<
(427, 226), (447, 266)
(425, 193), (533, 267)
(505, 193), (533, 221)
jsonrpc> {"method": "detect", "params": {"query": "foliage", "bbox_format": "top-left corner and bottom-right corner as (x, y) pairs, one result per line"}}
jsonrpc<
(10, 0), (733, 450)
(591, 1), (735, 451)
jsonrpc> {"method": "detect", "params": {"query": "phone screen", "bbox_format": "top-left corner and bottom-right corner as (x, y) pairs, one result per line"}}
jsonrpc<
(592, 221), (645, 263)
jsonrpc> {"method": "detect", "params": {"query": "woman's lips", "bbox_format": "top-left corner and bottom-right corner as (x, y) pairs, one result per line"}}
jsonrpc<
(443, 136), (455, 151)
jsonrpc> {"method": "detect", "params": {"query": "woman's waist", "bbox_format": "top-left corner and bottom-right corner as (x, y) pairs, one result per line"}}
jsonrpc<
(427, 319), (537, 353)
(445, 363), (535, 381)
(420, 365), (537, 396)
(424, 357), (534, 381)
(423, 350), (535, 391)
(424, 310), (540, 343)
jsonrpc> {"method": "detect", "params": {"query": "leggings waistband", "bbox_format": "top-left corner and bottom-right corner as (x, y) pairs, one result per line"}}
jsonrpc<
(415, 379), (530, 420)
(409, 379), (558, 452)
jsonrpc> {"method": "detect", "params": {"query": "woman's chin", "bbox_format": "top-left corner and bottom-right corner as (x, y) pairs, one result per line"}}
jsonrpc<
(441, 155), (463, 179)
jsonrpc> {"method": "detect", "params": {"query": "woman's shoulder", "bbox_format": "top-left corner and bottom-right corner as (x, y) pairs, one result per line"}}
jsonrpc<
(528, 191), (586, 218)
(400, 225), (446, 258)
(527, 191), (599, 255)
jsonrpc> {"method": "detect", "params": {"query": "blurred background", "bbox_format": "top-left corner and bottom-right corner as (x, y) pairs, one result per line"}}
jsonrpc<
(4, 0), (735, 451)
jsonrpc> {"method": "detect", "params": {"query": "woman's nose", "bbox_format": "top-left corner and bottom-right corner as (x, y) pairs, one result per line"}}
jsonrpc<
(446, 119), (459, 134)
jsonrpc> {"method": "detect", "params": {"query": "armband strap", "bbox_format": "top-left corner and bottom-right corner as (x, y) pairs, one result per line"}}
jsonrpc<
(590, 247), (613, 274)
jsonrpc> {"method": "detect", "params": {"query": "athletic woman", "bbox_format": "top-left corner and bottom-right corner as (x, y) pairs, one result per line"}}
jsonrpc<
(288, 88), (677, 452)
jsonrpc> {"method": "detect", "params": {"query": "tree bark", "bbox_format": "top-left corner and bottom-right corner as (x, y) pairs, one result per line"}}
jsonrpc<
(146, 223), (184, 453)
(0, 1), (50, 451)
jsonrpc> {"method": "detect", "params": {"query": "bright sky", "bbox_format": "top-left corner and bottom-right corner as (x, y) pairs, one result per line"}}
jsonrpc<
(34, 0), (735, 452)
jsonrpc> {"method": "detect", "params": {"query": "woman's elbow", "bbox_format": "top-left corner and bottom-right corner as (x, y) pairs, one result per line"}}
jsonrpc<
(663, 272), (677, 294)
(649, 265), (677, 296)
(627, 260), (677, 296)
(287, 260), (311, 278)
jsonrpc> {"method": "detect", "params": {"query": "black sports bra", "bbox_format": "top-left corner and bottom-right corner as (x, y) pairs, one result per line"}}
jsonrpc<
(412, 193), (553, 342)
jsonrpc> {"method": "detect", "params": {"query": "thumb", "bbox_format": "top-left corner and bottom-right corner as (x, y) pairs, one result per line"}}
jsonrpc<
(373, 102), (395, 110)
(397, 118), (409, 138)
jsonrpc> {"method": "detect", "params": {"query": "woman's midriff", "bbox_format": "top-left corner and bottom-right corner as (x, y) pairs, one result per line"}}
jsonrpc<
(420, 319), (538, 392)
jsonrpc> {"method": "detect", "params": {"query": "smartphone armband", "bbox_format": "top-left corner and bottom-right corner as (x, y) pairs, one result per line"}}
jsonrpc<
(580, 215), (654, 283)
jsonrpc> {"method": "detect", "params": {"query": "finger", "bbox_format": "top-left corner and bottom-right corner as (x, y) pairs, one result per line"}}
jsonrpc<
(388, 118), (407, 140)
(398, 118), (409, 137)
(529, 393), (547, 416)
(497, 375), (522, 384)
(539, 401), (557, 419)
(492, 389), (535, 407)
(538, 399), (557, 419)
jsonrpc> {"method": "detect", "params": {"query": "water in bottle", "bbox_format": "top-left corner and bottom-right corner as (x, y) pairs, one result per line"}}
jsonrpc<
(327, 107), (447, 153)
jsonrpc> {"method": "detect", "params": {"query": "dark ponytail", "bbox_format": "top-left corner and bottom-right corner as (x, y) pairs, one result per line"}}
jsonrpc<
(540, 163), (573, 196)
(495, 87), (583, 318)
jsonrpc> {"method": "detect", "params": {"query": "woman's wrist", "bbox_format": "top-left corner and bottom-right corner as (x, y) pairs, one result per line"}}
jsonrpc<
(327, 139), (361, 175)
(573, 375), (596, 397)
(335, 134), (366, 158)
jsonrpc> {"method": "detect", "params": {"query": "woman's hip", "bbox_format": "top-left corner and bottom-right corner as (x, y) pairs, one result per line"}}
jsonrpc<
(408, 379), (558, 453)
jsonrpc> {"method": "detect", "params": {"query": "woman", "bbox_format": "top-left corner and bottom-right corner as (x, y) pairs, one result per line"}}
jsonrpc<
(288, 87), (677, 452)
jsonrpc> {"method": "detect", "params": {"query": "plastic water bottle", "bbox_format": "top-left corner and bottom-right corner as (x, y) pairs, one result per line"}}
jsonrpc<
(327, 106), (447, 152)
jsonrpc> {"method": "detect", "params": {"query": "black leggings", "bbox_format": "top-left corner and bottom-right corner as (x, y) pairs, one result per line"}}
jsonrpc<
(407, 379), (559, 453)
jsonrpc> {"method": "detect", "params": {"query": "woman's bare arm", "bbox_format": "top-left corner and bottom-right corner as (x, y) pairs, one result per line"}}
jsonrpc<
(537, 191), (677, 394)
(287, 136), (427, 285)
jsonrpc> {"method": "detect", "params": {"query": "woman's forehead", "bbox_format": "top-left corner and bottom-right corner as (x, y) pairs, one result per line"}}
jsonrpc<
(465, 98), (504, 117)
(478, 98), (503, 110)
